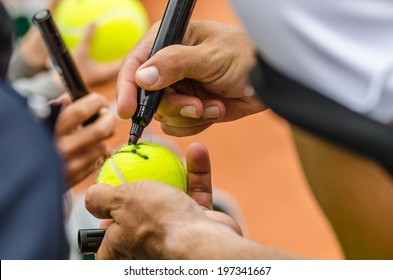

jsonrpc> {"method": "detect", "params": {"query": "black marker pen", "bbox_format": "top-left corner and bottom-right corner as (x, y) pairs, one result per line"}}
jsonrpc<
(78, 228), (106, 255)
(128, 0), (197, 144)
(77, 1), (197, 255)
(32, 9), (98, 126)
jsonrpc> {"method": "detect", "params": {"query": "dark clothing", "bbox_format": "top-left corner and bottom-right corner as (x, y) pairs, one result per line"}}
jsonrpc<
(0, 80), (66, 259)
(251, 55), (393, 175)
(0, 4), (13, 78)
(0, 3), (67, 259)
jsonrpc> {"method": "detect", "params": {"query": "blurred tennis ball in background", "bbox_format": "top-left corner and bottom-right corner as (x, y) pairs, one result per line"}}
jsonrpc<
(97, 143), (188, 192)
(53, 0), (149, 62)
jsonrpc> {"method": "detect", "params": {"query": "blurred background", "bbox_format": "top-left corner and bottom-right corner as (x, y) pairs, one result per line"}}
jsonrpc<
(4, 0), (343, 259)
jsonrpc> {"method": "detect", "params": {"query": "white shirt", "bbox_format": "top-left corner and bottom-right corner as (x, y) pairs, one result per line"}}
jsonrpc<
(229, 0), (393, 124)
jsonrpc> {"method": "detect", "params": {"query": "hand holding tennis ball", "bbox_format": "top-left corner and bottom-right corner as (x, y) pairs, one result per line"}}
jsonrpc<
(87, 142), (244, 259)
(97, 142), (187, 192)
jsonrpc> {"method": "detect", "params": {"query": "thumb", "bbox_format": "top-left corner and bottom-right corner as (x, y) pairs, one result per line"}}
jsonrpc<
(186, 142), (213, 210)
(135, 44), (208, 91)
(76, 23), (96, 55)
(48, 93), (73, 108)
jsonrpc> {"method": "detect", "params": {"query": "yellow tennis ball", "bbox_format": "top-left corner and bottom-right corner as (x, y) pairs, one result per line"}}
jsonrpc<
(53, 0), (149, 62)
(97, 143), (188, 192)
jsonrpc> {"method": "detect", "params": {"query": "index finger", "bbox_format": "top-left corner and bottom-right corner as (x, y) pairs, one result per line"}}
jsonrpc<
(55, 93), (107, 135)
(116, 25), (159, 119)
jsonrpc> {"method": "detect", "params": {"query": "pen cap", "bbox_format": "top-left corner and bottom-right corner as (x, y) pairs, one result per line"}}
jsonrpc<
(78, 228), (106, 255)
(129, 0), (197, 144)
(32, 10), (66, 55)
(32, 9), (90, 101)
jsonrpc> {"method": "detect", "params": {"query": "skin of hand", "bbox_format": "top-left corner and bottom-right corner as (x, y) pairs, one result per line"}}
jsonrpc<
(86, 143), (302, 259)
(52, 93), (116, 188)
(19, 26), (49, 73)
(85, 143), (246, 259)
(116, 21), (267, 137)
(71, 24), (123, 87)
(22, 0), (120, 91)
(50, 24), (123, 93)
(46, 0), (62, 11)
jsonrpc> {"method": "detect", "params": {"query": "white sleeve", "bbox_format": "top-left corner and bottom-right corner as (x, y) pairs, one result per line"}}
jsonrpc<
(229, 0), (393, 124)
(12, 71), (62, 100)
(9, 42), (62, 100)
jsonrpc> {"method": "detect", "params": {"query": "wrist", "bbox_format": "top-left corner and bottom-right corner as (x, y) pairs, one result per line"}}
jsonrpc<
(20, 29), (48, 72)
(163, 215), (246, 259)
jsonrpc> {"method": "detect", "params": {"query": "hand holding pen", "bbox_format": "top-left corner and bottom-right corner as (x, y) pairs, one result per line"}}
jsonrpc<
(128, 0), (197, 144)
(77, 0), (197, 255)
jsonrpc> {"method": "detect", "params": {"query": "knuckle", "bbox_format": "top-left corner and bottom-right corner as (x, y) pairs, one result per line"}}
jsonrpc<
(88, 93), (108, 107)
(58, 141), (75, 158)
(157, 52), (182, 75)
(85, 187), (96, 209)
(93, 123), (112, 139)
(72, 105), (89, 120)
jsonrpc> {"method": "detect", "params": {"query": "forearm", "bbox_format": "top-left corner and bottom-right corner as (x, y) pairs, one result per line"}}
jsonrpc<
(292, 127), (393, 259)
(8, 43), (38, 81)
(18, 27), (49, 74)
(165, 219), (305, 260)
(193, 234), (302, 260)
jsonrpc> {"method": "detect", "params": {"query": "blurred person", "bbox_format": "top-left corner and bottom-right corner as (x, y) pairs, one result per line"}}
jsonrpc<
(2, 0), (50, 38)
(86, 1), (393, 259)
(0, 1), (66, 259)
(7, 0), (126, 100)
(5, 0), (124, 187)
(54, 91), (115, 260)
(5, 0), (238, 260)
(52, 92), (116, 188)
(0, 1), (116, 259)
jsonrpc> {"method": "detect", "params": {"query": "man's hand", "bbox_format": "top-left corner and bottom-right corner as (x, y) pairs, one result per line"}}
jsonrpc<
(116, 21), (266, 137)
(53, 93), (115, 187)
(85, 143), (242, 259)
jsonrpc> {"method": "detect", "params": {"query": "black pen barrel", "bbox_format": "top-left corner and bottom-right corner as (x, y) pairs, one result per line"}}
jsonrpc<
(32, 10), (89, 100)
(150, 0), (196, 55)
(32, 10), (98, 125)
(130, 0), (197, 143)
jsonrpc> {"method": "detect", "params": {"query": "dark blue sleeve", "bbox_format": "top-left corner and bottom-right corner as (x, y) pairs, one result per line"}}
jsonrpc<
(0, 81), (67, 259)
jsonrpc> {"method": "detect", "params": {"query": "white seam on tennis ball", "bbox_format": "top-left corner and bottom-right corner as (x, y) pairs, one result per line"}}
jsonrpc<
(110, 157), (127, 184)
(94, 7), (141, 26)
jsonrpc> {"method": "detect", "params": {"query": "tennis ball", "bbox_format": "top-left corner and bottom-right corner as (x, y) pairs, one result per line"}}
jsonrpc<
(53, 0), (149, 62)
(97, 143), (187, 192)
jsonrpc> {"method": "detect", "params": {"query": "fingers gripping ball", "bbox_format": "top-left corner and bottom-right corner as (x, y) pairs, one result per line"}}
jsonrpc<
(53, 0), (149, 62)
(97, 143), (188, 192)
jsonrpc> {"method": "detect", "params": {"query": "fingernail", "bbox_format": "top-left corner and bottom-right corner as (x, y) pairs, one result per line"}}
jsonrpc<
(180, 106), (197, 118)
(137, 66), (159, 86)
(203, 106), (220, 119)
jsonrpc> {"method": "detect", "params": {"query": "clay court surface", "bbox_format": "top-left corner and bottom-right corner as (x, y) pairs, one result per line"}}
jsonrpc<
(73, 0), (344, 259)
